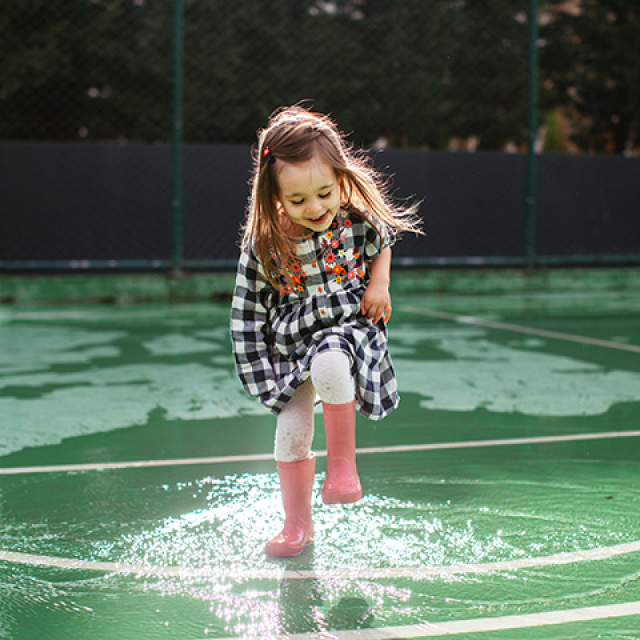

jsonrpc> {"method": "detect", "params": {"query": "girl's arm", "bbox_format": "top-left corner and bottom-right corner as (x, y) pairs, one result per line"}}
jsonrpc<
(360, 246), (392, 324)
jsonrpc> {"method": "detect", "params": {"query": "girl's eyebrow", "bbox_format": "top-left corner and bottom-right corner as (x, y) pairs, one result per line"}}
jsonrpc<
(284, 183), (335, 198)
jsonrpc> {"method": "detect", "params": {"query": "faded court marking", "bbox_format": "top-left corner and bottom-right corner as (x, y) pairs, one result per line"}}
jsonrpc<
(1, 430), (640, 475)
(403, 307), (640, 354)
(1, 539), (639, 581)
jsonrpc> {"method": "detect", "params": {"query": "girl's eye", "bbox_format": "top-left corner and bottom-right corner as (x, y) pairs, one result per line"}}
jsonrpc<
(288, 190), (331, 206)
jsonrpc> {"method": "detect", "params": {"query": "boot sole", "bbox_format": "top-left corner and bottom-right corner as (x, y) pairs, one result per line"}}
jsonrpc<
(264, 538), (314, 557)
(321, 487), (362, 504)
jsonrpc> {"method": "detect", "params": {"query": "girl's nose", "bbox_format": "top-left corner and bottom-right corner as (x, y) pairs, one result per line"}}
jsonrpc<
(305, 198), (322, 214)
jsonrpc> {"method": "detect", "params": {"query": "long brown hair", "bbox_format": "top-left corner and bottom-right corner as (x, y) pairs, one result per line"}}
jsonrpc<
(242, 105), (421, 285)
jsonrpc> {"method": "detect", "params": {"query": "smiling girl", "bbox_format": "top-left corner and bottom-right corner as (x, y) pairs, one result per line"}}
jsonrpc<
(231, 106), (420, 556)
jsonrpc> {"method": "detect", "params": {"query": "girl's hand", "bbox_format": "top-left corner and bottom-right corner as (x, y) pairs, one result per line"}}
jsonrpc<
(360, 282), (392, 324)
(361, 247), (393, 324)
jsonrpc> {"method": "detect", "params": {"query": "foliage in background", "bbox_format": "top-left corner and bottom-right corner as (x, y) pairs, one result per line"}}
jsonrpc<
(542, 110), (567, 153)
(540, 0), (640, 154)
(0, 0), (172, 141)
(1, 0), (638, 153)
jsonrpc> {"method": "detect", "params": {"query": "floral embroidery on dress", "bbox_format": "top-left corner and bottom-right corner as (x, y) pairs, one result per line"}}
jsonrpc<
(272, 261), (308, 296)
(320, 214), (365, 285)
(268, 242), (308, 296)
(270, 212), (367, 296)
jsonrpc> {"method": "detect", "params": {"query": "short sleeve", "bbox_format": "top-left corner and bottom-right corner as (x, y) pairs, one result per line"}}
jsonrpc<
(363, 215), (392, 261)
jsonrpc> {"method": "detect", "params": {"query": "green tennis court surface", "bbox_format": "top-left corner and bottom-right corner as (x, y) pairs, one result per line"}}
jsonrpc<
(1, 290), (639, 639)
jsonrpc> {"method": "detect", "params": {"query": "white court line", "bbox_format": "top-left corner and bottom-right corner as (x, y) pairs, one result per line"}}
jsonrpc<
(1, 430), (639, 476)
(1, 539), (640, 581)
(217, 600), (640, 639)
(3, 544), (640, 640)
(402, 306), (640, 354)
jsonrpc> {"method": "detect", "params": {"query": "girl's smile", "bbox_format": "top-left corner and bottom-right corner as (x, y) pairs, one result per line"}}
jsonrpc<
(307, 210), (331, 225)
(277, 157), (341, 235)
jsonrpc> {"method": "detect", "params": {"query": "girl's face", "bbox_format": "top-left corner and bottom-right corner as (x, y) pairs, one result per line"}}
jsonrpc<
(276, 156), (341, 235)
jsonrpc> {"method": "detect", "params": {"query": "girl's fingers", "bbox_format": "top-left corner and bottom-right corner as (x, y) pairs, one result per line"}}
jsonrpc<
(361, 300), (392, 324)
(374, 305), (392, 324)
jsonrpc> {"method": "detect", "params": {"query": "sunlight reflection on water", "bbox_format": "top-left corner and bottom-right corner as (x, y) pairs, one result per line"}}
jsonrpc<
(85, 470), (638, 637)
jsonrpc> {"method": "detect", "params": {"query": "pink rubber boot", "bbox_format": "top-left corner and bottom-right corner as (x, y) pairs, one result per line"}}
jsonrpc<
(321, 400), (362, 504)
(264, 454), (315, 557)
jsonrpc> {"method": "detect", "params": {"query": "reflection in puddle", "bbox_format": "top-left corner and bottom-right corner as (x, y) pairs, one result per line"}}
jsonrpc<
(79, 470), (635, 637)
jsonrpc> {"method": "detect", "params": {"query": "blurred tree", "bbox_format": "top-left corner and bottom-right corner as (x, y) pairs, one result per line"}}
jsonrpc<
(441, 0), (530, 150)
(9, 0), (635, 153)
(0, 0), (172, 141)
(182, 0), (530, 149)
(542, 109), (567, 152)
(541, 0), (640, 153)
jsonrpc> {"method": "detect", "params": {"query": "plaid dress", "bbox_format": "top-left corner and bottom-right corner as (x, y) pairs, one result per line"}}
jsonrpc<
(230, 209), (399, 420)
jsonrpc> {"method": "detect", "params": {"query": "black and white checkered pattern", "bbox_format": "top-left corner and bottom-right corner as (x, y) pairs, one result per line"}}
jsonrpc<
(230, 210), (399, 419)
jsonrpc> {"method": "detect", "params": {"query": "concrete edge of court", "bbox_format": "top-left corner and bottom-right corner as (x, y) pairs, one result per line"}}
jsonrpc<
(1, 267), (640, 305)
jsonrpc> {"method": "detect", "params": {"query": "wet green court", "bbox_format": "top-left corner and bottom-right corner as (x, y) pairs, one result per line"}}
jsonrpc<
(1, 289), (639, 639)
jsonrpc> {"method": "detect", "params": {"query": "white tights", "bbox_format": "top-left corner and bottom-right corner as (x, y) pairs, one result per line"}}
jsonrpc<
(275, 350), (355, 462)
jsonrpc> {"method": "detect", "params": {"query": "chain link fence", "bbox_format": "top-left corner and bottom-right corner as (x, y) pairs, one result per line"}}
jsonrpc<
(1, 0), (639, 270)
(1, 1), (533, 148)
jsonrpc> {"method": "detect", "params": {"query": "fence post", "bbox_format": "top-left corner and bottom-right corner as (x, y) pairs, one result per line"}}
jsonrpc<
(171, 0), (185, 275)
(525, 0), (539, 270)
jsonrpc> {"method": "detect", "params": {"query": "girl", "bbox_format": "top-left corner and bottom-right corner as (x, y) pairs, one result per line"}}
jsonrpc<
(231, 106), (420, 557)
